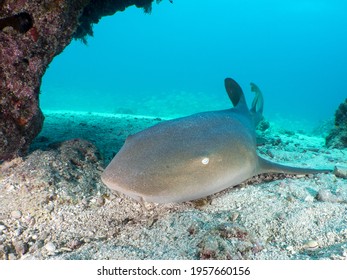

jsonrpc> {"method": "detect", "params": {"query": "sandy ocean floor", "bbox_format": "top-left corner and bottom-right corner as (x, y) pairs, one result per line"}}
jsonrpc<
(0, 110), (347, 260)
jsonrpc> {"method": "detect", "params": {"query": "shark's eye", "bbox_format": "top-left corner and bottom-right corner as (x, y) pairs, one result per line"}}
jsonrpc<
(201, 157), (209, 165)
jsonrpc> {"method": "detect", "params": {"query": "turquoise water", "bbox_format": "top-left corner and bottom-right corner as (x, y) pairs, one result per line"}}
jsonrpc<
(41, 0), (347, 129)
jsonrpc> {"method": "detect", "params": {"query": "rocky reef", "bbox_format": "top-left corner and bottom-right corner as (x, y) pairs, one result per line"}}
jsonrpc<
(326, 99), (347, 148)
(0, 0), (158, 161)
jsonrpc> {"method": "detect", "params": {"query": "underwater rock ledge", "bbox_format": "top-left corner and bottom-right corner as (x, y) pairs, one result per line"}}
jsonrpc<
(0, 0), (157, 161)
(326, 98), (347, 149)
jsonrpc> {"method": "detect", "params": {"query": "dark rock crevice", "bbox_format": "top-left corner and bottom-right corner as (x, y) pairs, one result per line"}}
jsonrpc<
(0, 12), (33, 33)
(0, 0), (157, 161)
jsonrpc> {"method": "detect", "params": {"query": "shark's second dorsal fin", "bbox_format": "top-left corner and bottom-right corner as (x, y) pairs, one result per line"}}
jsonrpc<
(224, 78), (248, 111)
(250, 82), (264, 125)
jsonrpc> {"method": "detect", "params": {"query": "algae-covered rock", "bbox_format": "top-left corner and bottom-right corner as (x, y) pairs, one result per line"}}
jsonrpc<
(0, 0), (157, 161)
(326, 99), (347, 148)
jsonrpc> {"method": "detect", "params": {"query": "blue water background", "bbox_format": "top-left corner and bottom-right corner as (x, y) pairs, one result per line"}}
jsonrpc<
(41, 0), (347, 130)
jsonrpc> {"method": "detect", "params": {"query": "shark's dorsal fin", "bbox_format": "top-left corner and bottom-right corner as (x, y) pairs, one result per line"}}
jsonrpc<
(224, 78), (248, 111)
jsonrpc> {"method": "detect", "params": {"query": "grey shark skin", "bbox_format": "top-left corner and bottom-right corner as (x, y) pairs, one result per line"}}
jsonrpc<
(101, 78), (331, 203)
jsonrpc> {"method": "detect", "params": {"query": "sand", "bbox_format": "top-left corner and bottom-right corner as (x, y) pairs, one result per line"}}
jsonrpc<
(0, 110), (346, 260)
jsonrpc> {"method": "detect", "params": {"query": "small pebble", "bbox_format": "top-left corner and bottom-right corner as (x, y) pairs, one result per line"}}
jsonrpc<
(81, 198), (89, 208)
(24, 214), (33, 224)
(286, 195), (295, 202)
(28, 217), (36, 227)
(83, 237), (91, 243)
(326, 232), (336, 243)
(45, 242), (56, 253)
(34, 240), (44, 250)
(230, 212), (240, 222)
(68, 239), (83, 249)
(14, 241), (29, 256)
(187, 225), (198, 235)
(8, 253), (17, 260)
(303, 240), (319, 251)
(147, 217), (157, 227)
(286, 245), (296, 254)
(96, 196), (105, 206)
(46, 202), (54, 212)
(0, 236), (5, 244)
(316, 189), (342, 203)
(266, 149), (274, 158)
(55, 213), (64, 223)
(343, 249), (347, 257)
(304, 195), (314, 203)
(15, 227), (23, 237)
(60, 247), (72, 252)
(193, 198), (210, 208)
(11, 210), (22, 219)
(276, 212), (286, 221)
(0, 224), (6, 233)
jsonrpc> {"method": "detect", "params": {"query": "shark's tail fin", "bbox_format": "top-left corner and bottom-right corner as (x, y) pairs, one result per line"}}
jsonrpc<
(249, 82), (264, 126)
(257, 156), (332, 175)
(224, 78), (248, 112)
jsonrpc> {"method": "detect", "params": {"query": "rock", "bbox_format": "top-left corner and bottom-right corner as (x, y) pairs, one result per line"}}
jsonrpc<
(334, 166), (347, 179)
(0, 0), (158, 161)
(45, 242), (56, 253)
(257, 119), (270, 131)
(326, 98), (347, 148)
(316, 189), (343, 203)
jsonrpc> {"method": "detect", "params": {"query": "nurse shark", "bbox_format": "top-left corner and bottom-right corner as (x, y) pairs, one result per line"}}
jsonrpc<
(102, 77), (331, 203)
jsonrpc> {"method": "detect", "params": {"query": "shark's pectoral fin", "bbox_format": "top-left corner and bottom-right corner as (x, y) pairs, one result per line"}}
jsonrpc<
(257, 156), (332, 175)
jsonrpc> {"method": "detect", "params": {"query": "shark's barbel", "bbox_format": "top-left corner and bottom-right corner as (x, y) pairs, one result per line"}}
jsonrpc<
(101, 77), (331, 203)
